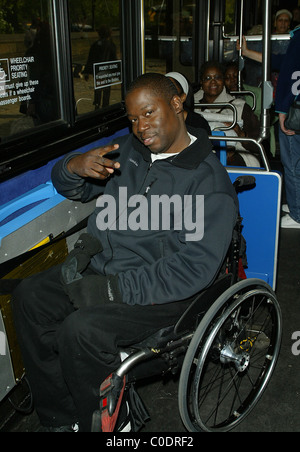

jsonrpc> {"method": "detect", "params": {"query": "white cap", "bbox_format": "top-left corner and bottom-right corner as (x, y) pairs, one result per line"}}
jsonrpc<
(165, 72), (189, 95)
(275, 9), (292, 20)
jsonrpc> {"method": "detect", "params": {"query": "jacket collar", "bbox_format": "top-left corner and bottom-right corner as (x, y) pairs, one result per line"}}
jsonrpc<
(290, 26), (300, 38)
(132, 126), (212, 170)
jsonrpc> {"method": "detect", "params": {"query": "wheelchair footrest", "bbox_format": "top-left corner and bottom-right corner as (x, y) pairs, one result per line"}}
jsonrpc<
(96, 373), (150, 432)
(99, 373), (126, 432)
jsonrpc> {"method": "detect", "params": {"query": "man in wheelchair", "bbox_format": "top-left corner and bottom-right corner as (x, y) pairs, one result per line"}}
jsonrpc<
(10, 73), (240, 432)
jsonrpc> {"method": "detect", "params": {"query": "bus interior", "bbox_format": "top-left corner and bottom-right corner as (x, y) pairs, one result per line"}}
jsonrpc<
(0, 0), (300, 432)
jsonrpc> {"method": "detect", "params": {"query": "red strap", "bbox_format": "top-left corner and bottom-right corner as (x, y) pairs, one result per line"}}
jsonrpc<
(100, 374), (126, 432)
(238, 258), (247, 280)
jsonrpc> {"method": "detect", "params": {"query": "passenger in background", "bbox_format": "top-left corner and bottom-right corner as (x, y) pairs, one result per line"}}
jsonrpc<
(224, 61), (279, 160)
(224, 61), (261, 118)
(274, 9), (293, 34)
(165, 72), (211, 135)
(291, 7), (300, 29)
(275, 25), (300, 229)
(224, 61), (241, 93)
(194, 61), (260, 167)
(21, 20), (59, 125)
(83, 25), (117, 109)
(237, 10), (292, 92)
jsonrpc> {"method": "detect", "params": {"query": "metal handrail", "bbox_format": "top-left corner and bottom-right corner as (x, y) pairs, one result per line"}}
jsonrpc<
(208, 135), (271, 172)
(194, 102), (238, 132)
(224, 33), (291, 42)
(229, 90), (257, 112)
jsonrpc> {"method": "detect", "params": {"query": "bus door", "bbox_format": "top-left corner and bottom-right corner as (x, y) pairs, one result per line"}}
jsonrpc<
(144, 0), (209, 83)
(222, 0), (290, 147)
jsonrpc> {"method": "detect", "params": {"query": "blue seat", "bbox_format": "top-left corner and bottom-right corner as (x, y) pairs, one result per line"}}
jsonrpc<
(227, 168), (282, 290)
(0, 128), (130, 261)
(210, 132), (281, 290)
(211, 130), (227, 166)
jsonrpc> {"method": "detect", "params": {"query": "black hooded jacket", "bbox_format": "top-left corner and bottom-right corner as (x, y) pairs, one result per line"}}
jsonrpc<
(52, 127), (238, 306)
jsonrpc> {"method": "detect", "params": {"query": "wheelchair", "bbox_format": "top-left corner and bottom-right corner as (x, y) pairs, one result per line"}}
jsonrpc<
(92, 174), (282, 433)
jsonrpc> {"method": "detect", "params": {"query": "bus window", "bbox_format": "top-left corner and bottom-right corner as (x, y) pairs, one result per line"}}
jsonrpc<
(224, 0), (237, 36)
(223, 0), (238, 62)
(144, 0), (196, 80)
(222, 0), (292, 88)
(69, 0), (123, 117)
(0, 0), (60, 140)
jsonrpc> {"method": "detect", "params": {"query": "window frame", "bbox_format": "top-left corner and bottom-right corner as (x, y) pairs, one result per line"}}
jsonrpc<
(0, 0), (129, 182)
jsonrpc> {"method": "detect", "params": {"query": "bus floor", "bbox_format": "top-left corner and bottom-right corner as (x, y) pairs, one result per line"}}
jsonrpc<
(1, 161), (300, 433)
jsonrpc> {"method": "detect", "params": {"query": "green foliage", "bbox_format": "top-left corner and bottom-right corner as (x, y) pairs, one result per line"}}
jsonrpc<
(0, 0), (121, 34)
(0, 0), (42, 33)
(0, 1), (15, 33)
(69, 0), (120, 29)
(225, 0), (236, 35)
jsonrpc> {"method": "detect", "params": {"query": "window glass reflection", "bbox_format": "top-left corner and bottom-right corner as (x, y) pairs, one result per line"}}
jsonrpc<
(0, 0), (60, 140)
(69, 0), (123, 117)
(144, 0), (195, 80)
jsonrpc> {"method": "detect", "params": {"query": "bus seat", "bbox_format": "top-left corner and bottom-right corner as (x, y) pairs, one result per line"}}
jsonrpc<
(0, 128), (130, 263)
(0, 181), (96, 263)
(227, 168), (282, 290)
(211, 131), (227, 166)
(0, 127), (130, 206)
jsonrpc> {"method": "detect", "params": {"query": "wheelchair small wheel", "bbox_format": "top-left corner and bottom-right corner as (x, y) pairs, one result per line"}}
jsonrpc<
(178, 279), (282, 432)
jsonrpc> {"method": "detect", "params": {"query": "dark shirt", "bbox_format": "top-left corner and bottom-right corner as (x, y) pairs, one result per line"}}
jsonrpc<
(275, 27), (300, 114)
(185, 110), (211, 135)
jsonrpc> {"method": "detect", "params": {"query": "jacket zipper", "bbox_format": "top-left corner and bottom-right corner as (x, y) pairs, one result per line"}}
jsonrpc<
(103, 162), (156, 275)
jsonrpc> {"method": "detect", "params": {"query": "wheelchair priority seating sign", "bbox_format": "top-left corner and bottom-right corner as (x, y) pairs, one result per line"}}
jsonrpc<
(0, 331), (6, 356)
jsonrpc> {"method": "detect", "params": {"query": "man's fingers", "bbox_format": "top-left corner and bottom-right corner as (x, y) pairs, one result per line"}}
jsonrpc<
(84, 165), (114, 180)
(93, 144), (120, 169)
(96, 155), (120, 169)
(66, 144), (120, 180)
(97, 144), (120, 158)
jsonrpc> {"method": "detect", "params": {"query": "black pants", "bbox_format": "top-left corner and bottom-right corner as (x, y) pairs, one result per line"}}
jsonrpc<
(12, 264), (188, 432)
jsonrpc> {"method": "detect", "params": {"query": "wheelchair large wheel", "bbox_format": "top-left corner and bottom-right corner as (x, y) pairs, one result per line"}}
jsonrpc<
(178, 279), (282, 432)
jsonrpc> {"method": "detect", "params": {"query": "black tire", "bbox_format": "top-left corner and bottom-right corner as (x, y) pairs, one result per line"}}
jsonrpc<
(178, 279), (282, 432)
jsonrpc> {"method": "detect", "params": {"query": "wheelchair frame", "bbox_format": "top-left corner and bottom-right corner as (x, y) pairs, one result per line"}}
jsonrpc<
(93, 172), (282, 433)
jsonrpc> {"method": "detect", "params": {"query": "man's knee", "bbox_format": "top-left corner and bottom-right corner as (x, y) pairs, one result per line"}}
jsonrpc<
(12, 277), (32, 300)
(12, 277), (35, 314)
(11, 266), (73, 325)
(57, 310), (86, 349)
(57, 309), (120, 367)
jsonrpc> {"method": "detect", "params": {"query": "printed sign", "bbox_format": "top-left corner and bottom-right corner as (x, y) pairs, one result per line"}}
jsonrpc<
(0, 55), (39, 108)
(93, 60), (122, 90)
(0, 59), (9, 97)
(0, 59), (10, 82)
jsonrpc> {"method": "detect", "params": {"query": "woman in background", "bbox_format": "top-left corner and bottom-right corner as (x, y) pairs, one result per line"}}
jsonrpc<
(194, 61), (260, 167)
(166, 72), (211, 135)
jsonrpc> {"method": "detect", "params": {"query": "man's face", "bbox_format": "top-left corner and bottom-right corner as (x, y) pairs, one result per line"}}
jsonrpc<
(126, 87), (182, 154)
